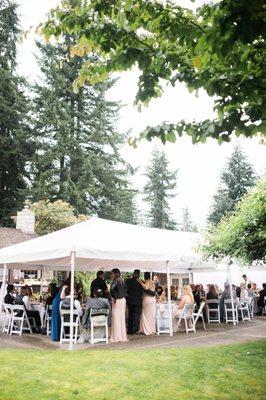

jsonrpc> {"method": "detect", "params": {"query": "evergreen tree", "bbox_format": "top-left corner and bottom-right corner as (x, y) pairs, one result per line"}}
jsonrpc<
(208, 146), (256, 225)
(0, 1), (33, 226)
(143, 149), (177, 229)
(180, 207), (197, 232)
(30, 38), (137, 223)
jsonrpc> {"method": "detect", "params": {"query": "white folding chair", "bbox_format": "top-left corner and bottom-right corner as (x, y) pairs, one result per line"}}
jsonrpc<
(44, 305), (52, 335)
(60, 303), (81, 344)
(206, 299), (220, 323)
(156, 303), (173, 335)
(2, 304), (13, 334)
(239, 298), (251, 322)
(224, 299), (239, 324)
(193, 301), (206, 331)
(176, 303), (196, 333)
(90, 308), (109, 345)
(10, 304), (32, 335)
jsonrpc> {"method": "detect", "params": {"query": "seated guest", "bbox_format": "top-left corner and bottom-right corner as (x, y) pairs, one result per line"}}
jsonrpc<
(20, 286), (42, 331)
(83, 288), (111, 329)
(153, 275), (160, 288)
(240, 283), (248, 300)
(258, 283), (266, 308)
(156, 285), (167, 303)
(220, 283), (237, 321)
(176, 285), (194, 311)
(60, 286), (83, 318)
(206, 284), (219, 307)
(193, 284), (204, 309)
(170, 285), (178, 301)
(90, 270), (108, 298)
(173, 285), (194, 321)
(4, 284), (15, 305)
(247, 283), (256, 298)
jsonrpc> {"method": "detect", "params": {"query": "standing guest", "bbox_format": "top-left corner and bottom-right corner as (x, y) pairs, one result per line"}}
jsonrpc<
(51, 276), (70, 341)
(242, 274), (253, 288)
(138, 272), (156, 335)
(4, 284), (15, 305)
(125, 269), (143, 335)
(45, 283), (59, 306)
(90, 270), (108, 298)
(240, 283), (248, 300)
(110, 268), (128, 342)
(170, 285), (178, 301)
(258, 283), (266, 309)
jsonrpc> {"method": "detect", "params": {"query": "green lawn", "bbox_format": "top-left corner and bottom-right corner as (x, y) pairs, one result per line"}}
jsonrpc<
(0, 341), (265, 400)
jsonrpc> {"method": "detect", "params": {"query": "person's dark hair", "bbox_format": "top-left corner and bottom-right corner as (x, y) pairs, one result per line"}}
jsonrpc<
(144, 271), (151, 280)
(64, 286), (70, 296)
(97, 270), (104, 278)
(94, 288), (103, 298)
(48, 283), (58, 296)
(7, 284), (14, 293)
(62, 275), (71, 287)
(247, 283), (252, 289)
(156, 285), (163, 295)
(242, 274), (247, 279)
(262, 283), (266, 289)
(111, 268), (121, 279)
(133, 269), (140, 278)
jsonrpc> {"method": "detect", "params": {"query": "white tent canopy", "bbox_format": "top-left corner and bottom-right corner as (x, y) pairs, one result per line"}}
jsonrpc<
(0, 217), (213, 272)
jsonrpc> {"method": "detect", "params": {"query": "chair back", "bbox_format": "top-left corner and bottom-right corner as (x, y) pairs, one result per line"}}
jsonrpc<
(3, 303), (13, 313)
(90, 308), (109, 318)
(195, 301), (205, 315)
(182, 303), (195, 317)
(206, 299), (219, 308)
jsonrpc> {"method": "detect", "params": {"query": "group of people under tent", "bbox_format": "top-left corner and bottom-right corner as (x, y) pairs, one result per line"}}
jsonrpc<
(3, 270), (266, 343)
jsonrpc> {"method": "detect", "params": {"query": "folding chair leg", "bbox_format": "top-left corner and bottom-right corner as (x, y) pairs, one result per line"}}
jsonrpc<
(106, 323), (108, 344)
(202, 316), (206, 331)
(184, 318), (188, 333)
(91, 325), (94, 345)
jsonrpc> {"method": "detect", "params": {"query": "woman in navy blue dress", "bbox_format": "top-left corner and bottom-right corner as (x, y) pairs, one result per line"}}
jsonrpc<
(51, 277), (70, 341)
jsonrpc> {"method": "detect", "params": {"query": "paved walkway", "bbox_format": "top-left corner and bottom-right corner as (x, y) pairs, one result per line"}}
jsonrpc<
(0, 317), (265, 351)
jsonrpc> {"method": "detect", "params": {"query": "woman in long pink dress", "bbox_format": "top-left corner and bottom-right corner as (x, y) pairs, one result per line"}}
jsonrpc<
(110, 268), (128, 342)
(138, 272), (156, 335)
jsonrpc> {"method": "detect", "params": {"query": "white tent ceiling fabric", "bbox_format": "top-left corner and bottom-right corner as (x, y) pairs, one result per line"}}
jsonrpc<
(0, 217), (214, 272)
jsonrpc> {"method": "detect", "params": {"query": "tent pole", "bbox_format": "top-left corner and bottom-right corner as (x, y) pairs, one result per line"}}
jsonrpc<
(166, 261), (173, 337)
(227, 262), (236, 326)
(69, 252), (76, 351)
(0, 264), (7, 311)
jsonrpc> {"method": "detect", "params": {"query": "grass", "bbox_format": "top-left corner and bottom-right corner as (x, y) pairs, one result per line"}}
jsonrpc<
(0, 341), (265, 400)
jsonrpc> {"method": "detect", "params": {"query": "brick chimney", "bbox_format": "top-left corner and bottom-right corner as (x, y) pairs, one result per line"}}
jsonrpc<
(16, 205), (35, 234)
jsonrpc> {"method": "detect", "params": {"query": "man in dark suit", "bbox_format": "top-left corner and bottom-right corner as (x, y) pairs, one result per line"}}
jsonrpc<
(258, 283), (266, 309)
(90, 270), (108, 297)
(126, 269), (143, 334)
(4, 284), (15, 305)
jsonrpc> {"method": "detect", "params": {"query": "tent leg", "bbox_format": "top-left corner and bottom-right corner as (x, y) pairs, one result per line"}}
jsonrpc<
(227, 263), (236, 326)
(69, 252), (76, 351)
(166, 261), (173, 337)
(0, 264), (8, 311)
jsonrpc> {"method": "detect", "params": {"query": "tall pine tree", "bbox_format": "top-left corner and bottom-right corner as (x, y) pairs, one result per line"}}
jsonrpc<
(208, 145), (256, 225)
(143, 149), (177, 229)
(0, 1), (33, 226)
(180, 207), (197, 232)
(30, 38), (137, 223)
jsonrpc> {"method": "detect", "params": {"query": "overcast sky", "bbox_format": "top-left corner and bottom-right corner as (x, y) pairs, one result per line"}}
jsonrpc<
(16, 0), (265, 227)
